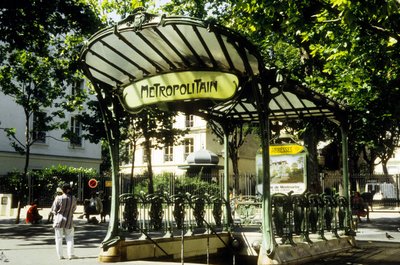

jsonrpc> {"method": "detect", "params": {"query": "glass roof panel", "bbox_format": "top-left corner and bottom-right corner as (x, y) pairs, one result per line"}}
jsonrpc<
(175, 25), (214, 68)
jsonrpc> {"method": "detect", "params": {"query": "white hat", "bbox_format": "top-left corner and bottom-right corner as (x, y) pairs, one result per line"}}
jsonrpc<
(56, 187), (63, 193)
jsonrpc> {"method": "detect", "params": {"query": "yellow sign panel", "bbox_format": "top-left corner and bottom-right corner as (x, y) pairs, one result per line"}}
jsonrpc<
(122, 71), (238, 111)
(105, 180), (112, 187)
(269, 144), (304, 155)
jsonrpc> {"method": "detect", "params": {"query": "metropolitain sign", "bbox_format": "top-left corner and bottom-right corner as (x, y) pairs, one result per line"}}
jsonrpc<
(121, 71), (238, 112)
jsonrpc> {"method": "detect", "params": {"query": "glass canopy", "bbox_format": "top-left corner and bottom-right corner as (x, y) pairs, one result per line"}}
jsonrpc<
(80, 11), (346, 124)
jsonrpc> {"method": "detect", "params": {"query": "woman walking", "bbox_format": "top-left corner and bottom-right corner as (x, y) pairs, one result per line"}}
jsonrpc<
(51, 183), (77, 260)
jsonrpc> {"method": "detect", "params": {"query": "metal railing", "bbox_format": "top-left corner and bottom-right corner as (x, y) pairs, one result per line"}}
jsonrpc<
(119, 191), (228, 238)
(118, 190), (353, 247)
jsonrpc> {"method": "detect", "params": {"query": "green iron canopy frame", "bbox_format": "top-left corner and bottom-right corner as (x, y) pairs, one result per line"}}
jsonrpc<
(80, 9), (349, 259)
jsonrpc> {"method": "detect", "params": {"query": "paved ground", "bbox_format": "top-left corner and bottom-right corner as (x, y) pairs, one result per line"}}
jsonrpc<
(0, 207), (207, 265)
(306, 209), (400, 265)
(0, 207), (399, 264)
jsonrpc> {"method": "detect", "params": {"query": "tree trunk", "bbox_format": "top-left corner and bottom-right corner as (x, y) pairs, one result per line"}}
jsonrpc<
(304, 123), (321, 193)
(348, 151), (360, 175)
(230, 149), (239, 194)
(130, 141), (137, 193)
(144, 135), (154, 194)
(15, 111), (32, 224)
(382, 159), (389, 176)
(362, 147), (377, 175)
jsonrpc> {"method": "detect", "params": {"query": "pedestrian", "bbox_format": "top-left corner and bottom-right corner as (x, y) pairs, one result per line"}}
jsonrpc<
(47, 187), (63, 224)
(352, 191), (367, 222)
(25, 199), (43, 224)
(83, 191), (103, 223)
(51, 183), (77, 260)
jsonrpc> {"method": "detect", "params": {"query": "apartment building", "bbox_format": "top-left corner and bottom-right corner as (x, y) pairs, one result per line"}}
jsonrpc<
(0, 80), (102, 175)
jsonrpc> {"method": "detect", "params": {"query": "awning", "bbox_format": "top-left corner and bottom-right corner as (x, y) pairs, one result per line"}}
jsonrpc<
(80, 10), (346, 124)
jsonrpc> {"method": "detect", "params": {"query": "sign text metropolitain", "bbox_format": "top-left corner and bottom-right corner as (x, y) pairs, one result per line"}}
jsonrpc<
(140, 79), (218, 99)
(122, 71), (238, 111)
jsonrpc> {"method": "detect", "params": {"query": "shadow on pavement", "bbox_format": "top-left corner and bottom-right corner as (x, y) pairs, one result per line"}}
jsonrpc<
(0, 219), (107, 248)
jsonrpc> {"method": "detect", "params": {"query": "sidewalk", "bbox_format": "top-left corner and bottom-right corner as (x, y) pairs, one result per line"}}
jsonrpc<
(0, 208), (206, 265)
(0, 208), (399, 264)
(305, 210), (400, 265)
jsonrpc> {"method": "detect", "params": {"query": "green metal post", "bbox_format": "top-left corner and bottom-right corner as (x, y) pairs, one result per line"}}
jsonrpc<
(223, 128), (230, 229)
(340, 123), (352, 231)
(102, 140), (121, 247)
(259, 114), (275, 256)
(93, 85), (122, 249)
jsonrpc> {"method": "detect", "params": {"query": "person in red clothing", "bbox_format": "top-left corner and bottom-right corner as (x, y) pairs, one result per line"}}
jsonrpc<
(26, 199), (43, 224)
(352, 191), (367, 222)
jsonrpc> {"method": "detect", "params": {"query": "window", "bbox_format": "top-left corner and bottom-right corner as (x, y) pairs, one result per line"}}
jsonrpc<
(70, 116), (82, 147)
(72, 79), (84, 96)
(164, 145), (174, 162)
(32, 112), (46, 143)
(185, 115), (194, 128)
(142, 149), (148, 163)
(184, 138), (194, 160)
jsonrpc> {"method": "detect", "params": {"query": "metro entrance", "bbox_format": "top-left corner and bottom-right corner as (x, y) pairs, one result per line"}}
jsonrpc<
(80, 9), (353, 264)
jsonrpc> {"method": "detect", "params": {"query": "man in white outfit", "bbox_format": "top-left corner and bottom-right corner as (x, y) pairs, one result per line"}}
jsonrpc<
(51, 183), (77, 260)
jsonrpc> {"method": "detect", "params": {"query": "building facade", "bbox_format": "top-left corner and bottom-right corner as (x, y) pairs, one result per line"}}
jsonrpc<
(120, 114), (259, 179)
(374, 147), (400, 175)
(0, 80), (102, 176)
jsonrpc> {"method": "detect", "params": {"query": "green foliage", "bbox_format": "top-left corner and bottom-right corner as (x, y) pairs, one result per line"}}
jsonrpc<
(132, 174), (220, 197)
(0, 171), (22, 194)
(0, 165), (97, 206)
(175, 176), (220, 197)
(0, 1), (104, 174)
(31, 165), (97, 192)
(159, 0), (400, 174)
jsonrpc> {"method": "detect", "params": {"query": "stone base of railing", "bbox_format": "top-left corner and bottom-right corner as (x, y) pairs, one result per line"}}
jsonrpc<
(257, 236), (356, 265)
(98, 241), (123, 262)
(97, 230), (355, 264)
(98, 233), (231, 262)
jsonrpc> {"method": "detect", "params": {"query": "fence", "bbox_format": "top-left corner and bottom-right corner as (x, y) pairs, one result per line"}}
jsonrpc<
(116, 189), (353, 248)
(115, 173), (355, 246)
(322, 173), (400, 209)
(118, 191), (228, 238)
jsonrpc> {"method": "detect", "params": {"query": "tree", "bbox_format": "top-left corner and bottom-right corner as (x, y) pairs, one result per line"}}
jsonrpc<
(0, 0), (103, 223)
(162, 0), (334, 186)
(162, 0), (400, 178)
(208, 120), (254, 193)
(133, 108), (186, 194)
(120, 116), (143, 191)
(299, 0), (400, 175)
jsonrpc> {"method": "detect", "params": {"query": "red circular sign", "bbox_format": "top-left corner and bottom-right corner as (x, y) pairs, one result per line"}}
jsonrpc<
(88, 178), (98, 188)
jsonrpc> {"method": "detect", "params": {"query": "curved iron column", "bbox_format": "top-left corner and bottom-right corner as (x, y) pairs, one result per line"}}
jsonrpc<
(223, 127), (231, 230)
(93, 84), (122, 249)
(252, 79), (276, 256)
(258, 113), (275, 255)
(340, 122), (353, 233)
(102, 137), (121, 247)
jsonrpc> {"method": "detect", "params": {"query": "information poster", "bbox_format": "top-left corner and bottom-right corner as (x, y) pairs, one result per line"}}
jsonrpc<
(256, 144), (307, 195)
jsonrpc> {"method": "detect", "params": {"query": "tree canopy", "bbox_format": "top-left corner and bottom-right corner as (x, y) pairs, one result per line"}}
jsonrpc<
(161, 0), (400, 175)
(0, 0), (103, 222)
